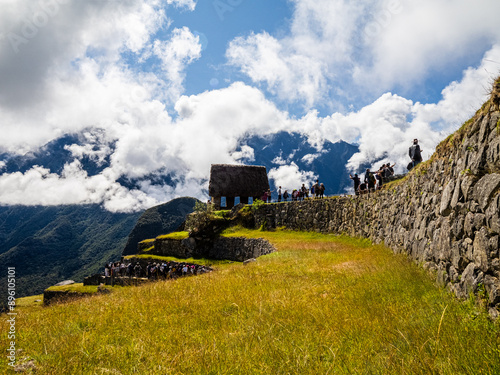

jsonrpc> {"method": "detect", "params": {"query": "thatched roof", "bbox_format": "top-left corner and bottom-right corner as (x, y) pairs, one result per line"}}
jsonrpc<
(209, 164), (270, 198)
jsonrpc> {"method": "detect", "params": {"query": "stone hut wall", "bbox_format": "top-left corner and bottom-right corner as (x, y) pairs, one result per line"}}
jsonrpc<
(252, 106), (500, 317)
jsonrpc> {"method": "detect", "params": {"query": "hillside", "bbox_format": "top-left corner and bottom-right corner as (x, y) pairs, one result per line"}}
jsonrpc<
(0, 197), (197, 306)
(0, 205), (140, 304)
(122, 197), (199, 256)
(2, 229), (498, 373)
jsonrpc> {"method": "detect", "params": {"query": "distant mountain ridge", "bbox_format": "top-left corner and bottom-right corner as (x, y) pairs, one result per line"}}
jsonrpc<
(0, 131), (359, 202)
(0, 205), (140, 305)
(0, 130), (358, 304)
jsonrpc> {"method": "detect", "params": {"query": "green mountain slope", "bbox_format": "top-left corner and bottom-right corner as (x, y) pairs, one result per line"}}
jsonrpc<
(0, 205), (141, 303)
(121, 197), (199, 256)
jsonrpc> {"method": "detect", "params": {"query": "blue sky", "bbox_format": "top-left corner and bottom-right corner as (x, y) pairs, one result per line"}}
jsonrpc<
(1, 0), (500, 211)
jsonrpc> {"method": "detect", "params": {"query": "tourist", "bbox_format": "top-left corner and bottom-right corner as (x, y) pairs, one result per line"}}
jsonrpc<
(375, 168), (383, 190)
(104, 264), (110, 277)
(134, 263), (142, 277)
(261, 190), (268, 203)
(365, 169), (376, 192)
(359, 182), (368, 195)
(349, 173), (360, 195)
(409, 139), (423, 170)
(313, 180), (320, 198)
(278, 186), (282, 202)
(319, 183), (325, 198)
(301, 184), (309, 199)
(283, 190), (289, 201)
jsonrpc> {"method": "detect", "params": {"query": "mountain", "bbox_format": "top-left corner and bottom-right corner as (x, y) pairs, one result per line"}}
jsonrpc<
(241, 132), (359, 196)
(0, 205), (140, 304)
(0, 130), (357, 304)
(122, 197), (199, 256)
(0, 130), (359, 198)
(0, 197), (198, 307)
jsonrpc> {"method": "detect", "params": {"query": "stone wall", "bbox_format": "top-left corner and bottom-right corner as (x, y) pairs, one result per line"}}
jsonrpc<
(252, 98), (500, 318)
(140, 236), (276, 262)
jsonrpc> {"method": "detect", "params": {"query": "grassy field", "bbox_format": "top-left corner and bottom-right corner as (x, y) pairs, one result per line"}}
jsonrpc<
(2, 229), (499, 374)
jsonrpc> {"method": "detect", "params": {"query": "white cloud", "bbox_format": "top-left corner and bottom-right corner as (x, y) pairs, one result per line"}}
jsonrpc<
(0, 162), (157, 212)
(226, 0), (500, 107)
(227, 32), (328, 108)
(301, 153), (322, 165)
(268, 162), (317, 192)
(358, 0), (500, 90)
(166, 0), (197, 11)
(153, 27), (202, 102)
(1, 0), (500, 213)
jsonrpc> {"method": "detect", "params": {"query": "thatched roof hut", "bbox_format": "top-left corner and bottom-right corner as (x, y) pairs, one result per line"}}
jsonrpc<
(209, 164), (269, 208)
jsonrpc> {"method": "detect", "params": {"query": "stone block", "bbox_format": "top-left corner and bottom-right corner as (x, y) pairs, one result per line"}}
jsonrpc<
(484, 275), (500, 305)
(440, 180), (455, 216)
(472, 173), (500, 211)
(473, 228), (490, 272)
(485, 194), (500, 234)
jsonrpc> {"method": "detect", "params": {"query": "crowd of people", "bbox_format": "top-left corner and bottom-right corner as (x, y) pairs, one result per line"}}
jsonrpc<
(103, 260), (211, 280)
(254, 139), (423, 202)
(349, 162), (396, 195)
(265, 180), (326, 203)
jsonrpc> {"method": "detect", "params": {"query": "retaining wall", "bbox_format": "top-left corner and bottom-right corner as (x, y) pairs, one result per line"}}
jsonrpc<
(253, 105), (500, 318)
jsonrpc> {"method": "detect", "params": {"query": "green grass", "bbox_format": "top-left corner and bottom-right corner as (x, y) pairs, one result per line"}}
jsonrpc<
(2, 230), (499, 374)
(44, 283), (112, 294)
(125, 254), (235, 267)
(156, 231), (189, 240)
(15, 295), (44, 309)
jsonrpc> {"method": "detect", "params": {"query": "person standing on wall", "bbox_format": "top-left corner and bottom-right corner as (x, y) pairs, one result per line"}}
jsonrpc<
(349, 173), (360, 195)
(408, 139), (423, 170)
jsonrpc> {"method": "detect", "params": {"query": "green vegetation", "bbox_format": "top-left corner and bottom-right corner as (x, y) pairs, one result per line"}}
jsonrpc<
(251, 198), (266, 211)
(45, 283), (112, 294)
(156, 231), (189, 240)
(0, 205), (141, 307)
(125, 254), (234, 266)
(212, 210), (231, 219)
(15, 295), (44, 309)
(2, 229), (498, 374)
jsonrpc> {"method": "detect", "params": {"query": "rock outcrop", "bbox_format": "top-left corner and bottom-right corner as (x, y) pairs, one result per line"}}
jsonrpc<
(250, 79), (500, 317)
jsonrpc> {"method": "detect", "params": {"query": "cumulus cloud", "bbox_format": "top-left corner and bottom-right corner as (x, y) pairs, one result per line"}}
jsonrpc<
(1, 0), (500, 212)
(0, 162), (156, 213)
(227, 32), (328, 108)
(227, 0), (500, 108)
(268, 162), (317, 192)
(153, 27), (202, 102)
(166, 0), (197, 11)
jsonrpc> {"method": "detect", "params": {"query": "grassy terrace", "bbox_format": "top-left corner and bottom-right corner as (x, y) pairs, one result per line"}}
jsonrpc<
(2, 229), (499, 374)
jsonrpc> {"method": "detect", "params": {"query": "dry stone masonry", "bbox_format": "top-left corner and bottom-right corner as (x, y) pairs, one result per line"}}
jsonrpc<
(251, 86), (500, 318)
(139, 236), (276, 262)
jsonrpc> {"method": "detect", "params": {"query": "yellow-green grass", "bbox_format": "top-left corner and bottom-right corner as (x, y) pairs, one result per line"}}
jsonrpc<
(1, 230), (499, 374)
(124, 254), (235, 267)
(156, 231), (190, 240)
(44, 283), (110, 293)
(14, 295), (44, 309)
